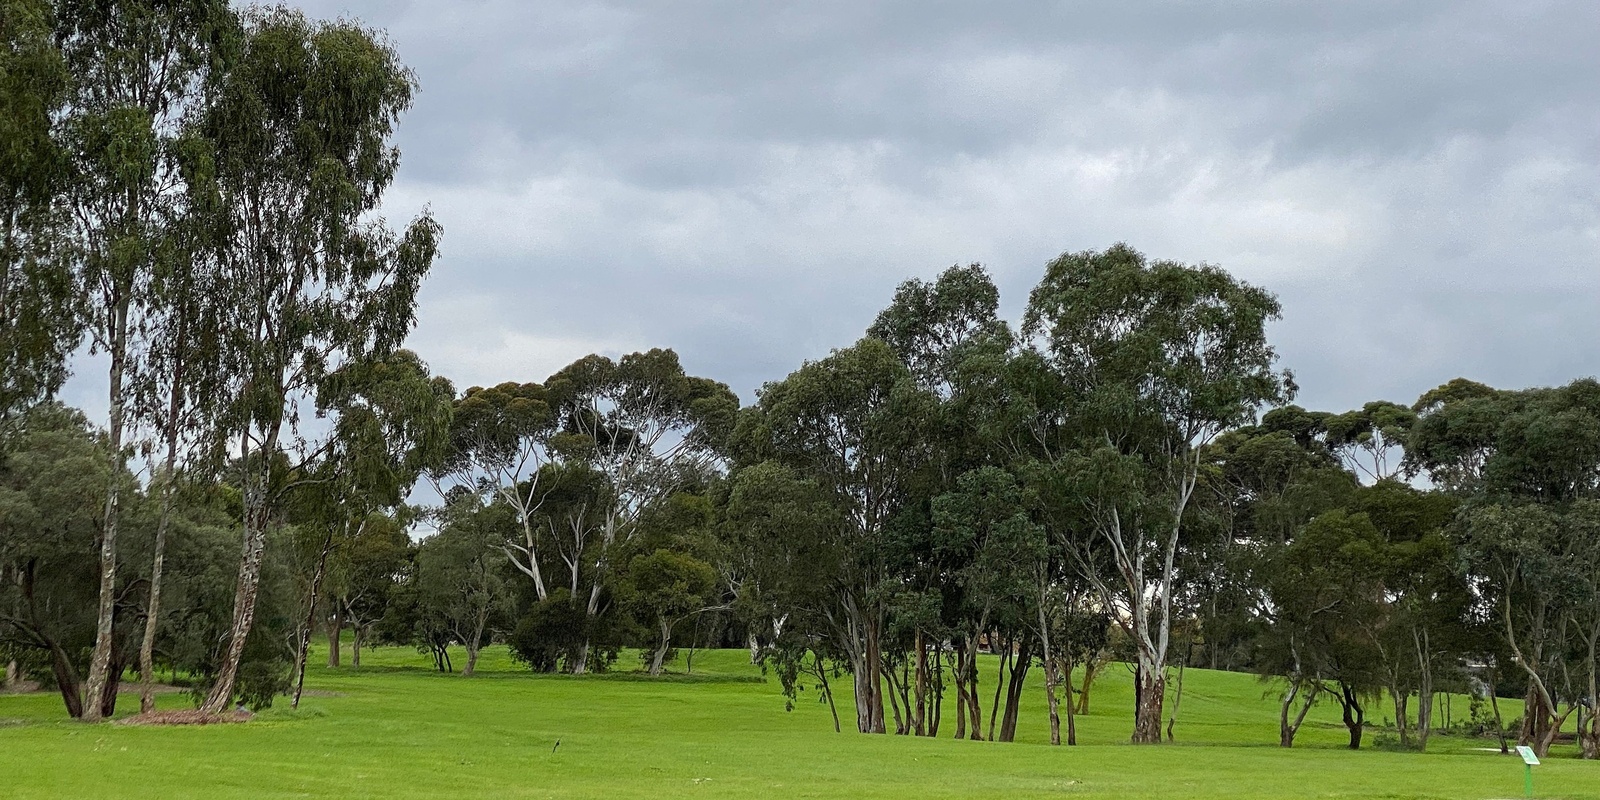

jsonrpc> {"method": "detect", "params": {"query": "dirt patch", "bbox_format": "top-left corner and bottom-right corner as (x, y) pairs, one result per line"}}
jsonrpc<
(117, 709), (253, 726)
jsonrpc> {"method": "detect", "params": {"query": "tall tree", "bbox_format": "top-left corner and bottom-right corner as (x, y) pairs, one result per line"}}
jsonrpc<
(0, 0), (77, 426)
(55, 0), (233, 720)
(1022, 244), (1291, 742)
(286, 350), (451, 706)
(187, 7), (440, 712)
(745, 339), (935, 733)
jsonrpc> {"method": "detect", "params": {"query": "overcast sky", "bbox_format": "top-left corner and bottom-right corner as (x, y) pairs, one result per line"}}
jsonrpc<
(59, 1), (1600, 415)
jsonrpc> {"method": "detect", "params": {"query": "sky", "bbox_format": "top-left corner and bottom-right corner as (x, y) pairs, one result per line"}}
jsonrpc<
(61, 0), (1600, 416)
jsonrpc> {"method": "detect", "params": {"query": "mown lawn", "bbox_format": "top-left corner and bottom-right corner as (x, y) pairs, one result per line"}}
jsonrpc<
(1, 645), (1593, 799)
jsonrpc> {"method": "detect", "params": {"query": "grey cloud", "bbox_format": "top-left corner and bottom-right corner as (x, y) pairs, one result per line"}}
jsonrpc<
(63, 0), (1598, 415)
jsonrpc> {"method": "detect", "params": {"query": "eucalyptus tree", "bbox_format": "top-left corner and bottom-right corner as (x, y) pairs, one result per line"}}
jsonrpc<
(1021, 244), (1291, 742)
(431, 381), (558, 600)
(930, 465), (1045, 742)
(127, 201), (234, 713)
(721, 459), (852, 731)
(542, 349), (738, 673)
(413, 499), (514, 677)
(625, 548), (718, 676)
(52, 0), (233, 719)
(286, 350), (451, 705)
(1324, 401), (1416, 483)
(1412, 378), (1600, 756)
(866, 263), (1017, 736)
(744, 338), (935, 733)
(0, 404), (128, 718)
(186, 7), (440, 712)
(0, 0), (77, 426)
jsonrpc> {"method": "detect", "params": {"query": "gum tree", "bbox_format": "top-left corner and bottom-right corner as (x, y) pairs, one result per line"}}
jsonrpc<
(1022, 244), (1291, 743)
(188, 7), (440, 712)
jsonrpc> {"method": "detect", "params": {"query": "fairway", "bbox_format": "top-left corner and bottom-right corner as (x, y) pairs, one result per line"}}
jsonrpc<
(1, 646), (1593, 799)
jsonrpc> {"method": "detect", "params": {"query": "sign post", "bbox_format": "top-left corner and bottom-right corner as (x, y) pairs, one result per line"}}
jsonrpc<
(1515, 745), (1540, 798)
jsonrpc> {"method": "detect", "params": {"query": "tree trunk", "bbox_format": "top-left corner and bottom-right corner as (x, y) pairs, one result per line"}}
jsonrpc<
(928, 647), (944, 738)
(1339, 681), (1365, 749)
(200, 457), (274, 714)
(748, 632), (761, 665)
(852, 615), (887, 733)
(463, 641), (480, 677)
(1035, 594), (1060, 746)
(1166, 643), (1191, 742)
(327, 605), (342, 668)
(97, 647), (123, 719)
(1487, 669), (1509, 754)
(815, 651), (841, 733)
(292, 535), (334, 709)
(999, 636), (1032, 742)
(1279, 680), (1319, 747)
(4, 659), (17, 690)
(1391, 689), (1409, 749)
(913, 630), (928, 736)
(1077, 657), (1101, 715)
(139, 451), (180, 714)
(83, 303), (129, 723)
(1132, 657), (1166, 744)
(953, 646), (968, 740)
(351, 626), (363, 668)
(1412, 626), (1432, 751)
(649, 618), (670, 676)
(1064, 659), (1078, 745)
(49, 641), (84, 719)
(987, 638), (1007, 741)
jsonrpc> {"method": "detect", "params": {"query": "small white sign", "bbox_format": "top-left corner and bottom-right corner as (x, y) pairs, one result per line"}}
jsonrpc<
(1516, 745), (1540, 766)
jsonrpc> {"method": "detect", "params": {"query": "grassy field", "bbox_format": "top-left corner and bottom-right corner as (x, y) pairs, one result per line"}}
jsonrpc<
(1, 645), (1594, 799)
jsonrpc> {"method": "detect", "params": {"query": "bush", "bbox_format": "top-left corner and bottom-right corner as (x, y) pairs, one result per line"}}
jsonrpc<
(508, 589), (622, 673)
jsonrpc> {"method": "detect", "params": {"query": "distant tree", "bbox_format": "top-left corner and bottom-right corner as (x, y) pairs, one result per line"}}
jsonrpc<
(543, 349), (738, 673)
(413, 503), (513, 677)
(432, 381), (559, 600)
(1022, 244), (1291, 743)
(742, 339), (934, 733)
(624, 549), (717, 676)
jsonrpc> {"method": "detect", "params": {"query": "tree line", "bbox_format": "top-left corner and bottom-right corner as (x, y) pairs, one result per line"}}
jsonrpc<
(3, 0), (1599, 762)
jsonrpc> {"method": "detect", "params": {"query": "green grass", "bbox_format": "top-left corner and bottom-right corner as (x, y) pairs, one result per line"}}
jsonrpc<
(1, 645), (1593, 799)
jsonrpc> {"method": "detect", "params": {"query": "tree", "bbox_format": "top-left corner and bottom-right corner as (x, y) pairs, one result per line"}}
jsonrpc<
(625, 549), (717, 676)
(0, 404), (127, 718)
(54, 0), (233, 720)
(744, 339), (935, 733)
(413, 501), (512, 677)
(432, 381), (558, 601)
(1324, 401), (1416, 483)
(186, 7), (440, 712)
(1255, 509), (1387, 748)
(284, 349), (450, 703)
(1022, 243), (1291, 742)
(1414, 378), (1600, 757)
(0, 0), (77, 426)
(931, 466), (1045, 742)
(543, 349), (738, 673)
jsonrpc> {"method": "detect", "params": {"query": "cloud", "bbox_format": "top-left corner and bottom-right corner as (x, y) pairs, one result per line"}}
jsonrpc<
(61, 0), (1600, 418)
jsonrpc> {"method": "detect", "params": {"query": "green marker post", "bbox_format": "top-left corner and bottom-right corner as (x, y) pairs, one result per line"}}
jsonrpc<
(1515, 745), (1540, 798)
